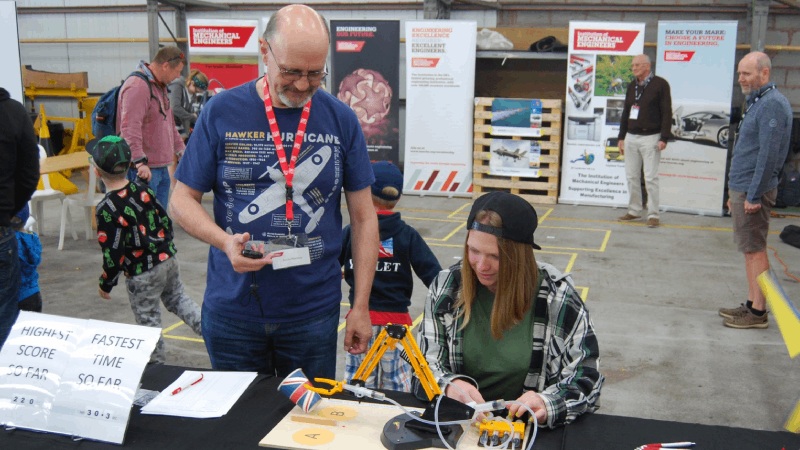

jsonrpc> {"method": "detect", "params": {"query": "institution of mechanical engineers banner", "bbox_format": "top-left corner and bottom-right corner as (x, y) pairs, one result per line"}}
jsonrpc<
(558, 21), (646, 207)
(403, 21), (476, 197)
(330, 20), (400, 165)
(656, 21), (738, 216)
(187, 19), (260, 92)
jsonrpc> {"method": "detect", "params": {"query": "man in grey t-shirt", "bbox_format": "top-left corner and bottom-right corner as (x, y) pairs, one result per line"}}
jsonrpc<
(718, 52), (792, 329)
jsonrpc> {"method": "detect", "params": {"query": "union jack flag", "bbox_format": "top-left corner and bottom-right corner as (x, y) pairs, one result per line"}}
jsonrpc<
(378, 238), (394, 258)
(278, 368), (321, 413)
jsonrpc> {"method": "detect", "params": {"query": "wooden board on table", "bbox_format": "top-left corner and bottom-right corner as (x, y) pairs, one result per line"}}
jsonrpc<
(473, 97), (562, 205)
(40, 151), (91, 174)
(259, 398), (489, 450)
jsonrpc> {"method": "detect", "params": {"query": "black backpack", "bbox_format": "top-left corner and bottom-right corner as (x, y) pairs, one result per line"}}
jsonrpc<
(91, 72), (164, 138)
(776, 167), (800, 208)
(779, 225), (800, 250)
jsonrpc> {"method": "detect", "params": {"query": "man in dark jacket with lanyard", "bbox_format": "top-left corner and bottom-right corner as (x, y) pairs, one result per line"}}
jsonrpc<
(0, 87), (40, 347)
(618, 54), (673, 228)
(718, 52), (793, 329)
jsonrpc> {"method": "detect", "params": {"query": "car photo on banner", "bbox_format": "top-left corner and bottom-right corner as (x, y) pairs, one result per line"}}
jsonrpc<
(672, 106), (730, 148)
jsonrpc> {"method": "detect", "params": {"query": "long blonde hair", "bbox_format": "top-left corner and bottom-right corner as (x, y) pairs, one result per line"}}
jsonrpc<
(457, 210), (539, 340)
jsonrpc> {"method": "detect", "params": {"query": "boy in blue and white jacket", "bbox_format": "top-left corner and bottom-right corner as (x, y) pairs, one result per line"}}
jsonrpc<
(11, 205), (42, 312)
(339, 162), (442, 392)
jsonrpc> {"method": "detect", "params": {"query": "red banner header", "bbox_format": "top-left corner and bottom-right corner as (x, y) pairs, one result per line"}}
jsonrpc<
(190, 26), (255, 48)
(573, 29), (640, 52)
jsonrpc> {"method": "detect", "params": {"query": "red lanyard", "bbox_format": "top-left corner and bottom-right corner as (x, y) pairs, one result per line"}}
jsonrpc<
(262, 78), (311, 223)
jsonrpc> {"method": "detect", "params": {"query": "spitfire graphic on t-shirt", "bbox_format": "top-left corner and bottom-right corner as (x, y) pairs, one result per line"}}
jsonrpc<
(239, 145), (332, 234)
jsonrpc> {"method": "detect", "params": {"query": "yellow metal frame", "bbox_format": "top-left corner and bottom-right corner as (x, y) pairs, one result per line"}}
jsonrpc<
(26, 84), (96, 157)
(309, 324), (443, 401)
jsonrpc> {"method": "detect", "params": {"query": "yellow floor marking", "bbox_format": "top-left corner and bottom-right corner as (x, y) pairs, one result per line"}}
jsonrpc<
(538, 208), (554, 222)
(162, 322), (184, 334)
(162, 335), (205, 343)
(447, 202), (471, 218)
(411, 313), (424, 330)
(577, 287), (589, 302)
(538, 227), (612, 253)
(338, 321), (347, 332)
(565, 252), (578, 273)
(436, 222), (466, 242)
(542, 216), (784, 233)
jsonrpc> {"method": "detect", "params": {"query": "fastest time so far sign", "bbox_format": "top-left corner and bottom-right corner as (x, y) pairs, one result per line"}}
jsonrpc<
(0, 312), (160, 444)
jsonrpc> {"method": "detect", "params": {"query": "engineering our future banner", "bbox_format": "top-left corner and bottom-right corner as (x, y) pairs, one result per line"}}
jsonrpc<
(403, 21), (476, 197)
(330, 20), (400, 165)
(656, 21), (738, 216)
(559, 21), (646, 207)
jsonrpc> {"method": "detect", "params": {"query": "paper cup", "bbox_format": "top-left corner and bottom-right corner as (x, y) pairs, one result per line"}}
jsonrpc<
(278, 368), (322, 413)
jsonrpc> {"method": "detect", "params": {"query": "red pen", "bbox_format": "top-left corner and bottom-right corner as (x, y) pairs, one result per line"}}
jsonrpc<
(637, 444), (695, 450)
(171, 373), (204, 395)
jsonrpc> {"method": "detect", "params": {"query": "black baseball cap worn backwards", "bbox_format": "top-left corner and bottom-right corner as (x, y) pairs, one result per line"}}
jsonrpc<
(467, 191), (541, 250)
(86, 136), (132, 174)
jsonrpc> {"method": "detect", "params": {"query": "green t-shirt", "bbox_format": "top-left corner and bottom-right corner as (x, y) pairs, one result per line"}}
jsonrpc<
(462, 275), (541, 402)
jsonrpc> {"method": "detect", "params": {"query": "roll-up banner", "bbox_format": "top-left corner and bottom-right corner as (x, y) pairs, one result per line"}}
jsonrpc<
(657, 21), (738, 216)
(187, 19), (260, 92)
(403, 21), (476, 197)
(0, 2), (23, 103)
(330, 20), (400, 165)
(559, 21), (646, 207)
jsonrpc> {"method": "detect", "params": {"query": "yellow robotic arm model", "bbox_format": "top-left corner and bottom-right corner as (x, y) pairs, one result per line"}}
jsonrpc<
(307, 324), (475, 450)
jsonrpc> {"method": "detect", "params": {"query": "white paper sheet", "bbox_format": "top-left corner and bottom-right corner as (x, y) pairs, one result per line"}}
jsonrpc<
(140, 371), (257, 418)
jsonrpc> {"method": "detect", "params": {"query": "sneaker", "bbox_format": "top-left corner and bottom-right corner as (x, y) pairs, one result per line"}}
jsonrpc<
(647, 218), (659, 228)
(718, 303), (748, 319)
(618, 213), (641, 221)
(723, 310), (768, 329)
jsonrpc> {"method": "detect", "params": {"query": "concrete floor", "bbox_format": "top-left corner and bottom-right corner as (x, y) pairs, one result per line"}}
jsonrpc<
(25, 175), (800, 433)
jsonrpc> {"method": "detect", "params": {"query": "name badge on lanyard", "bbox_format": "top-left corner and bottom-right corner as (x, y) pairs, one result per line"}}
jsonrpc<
(630, 105), (640, 120)
(261, 77), (312, 268)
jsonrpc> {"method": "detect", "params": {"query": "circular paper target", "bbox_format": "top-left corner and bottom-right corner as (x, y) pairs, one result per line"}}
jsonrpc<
(318, 405), (358, 421)
(292, 428), (335, 446)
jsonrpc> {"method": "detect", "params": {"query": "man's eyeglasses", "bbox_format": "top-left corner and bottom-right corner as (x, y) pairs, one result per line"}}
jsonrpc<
(266, 42), (327, 83)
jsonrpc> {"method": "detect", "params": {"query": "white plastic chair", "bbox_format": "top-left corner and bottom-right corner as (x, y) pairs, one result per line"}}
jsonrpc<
(58, 161), (101, 250)
(29, 145), (76, 239)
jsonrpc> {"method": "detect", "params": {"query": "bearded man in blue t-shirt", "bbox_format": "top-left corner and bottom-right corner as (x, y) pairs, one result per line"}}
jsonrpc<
(171, 4), (378, 380)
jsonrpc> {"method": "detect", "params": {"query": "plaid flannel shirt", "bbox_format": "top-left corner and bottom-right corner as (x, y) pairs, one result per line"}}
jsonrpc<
(412, 261), (604, 428)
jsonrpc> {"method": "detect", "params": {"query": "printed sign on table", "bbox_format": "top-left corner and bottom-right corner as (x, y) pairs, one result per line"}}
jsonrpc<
(0, 312), (160, 444)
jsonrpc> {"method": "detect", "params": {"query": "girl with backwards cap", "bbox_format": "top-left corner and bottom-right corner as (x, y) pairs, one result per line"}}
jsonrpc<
(413, 192), (604, 428)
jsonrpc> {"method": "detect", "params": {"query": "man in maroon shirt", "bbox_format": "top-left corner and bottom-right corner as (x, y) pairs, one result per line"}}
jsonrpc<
(617, 54), (673, 228)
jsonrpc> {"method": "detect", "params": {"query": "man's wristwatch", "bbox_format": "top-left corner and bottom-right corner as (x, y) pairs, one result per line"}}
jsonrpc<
(132, 156), (148, 169)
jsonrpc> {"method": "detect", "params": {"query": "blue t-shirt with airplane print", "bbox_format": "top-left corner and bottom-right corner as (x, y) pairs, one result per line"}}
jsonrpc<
(176, 80), (374, 323)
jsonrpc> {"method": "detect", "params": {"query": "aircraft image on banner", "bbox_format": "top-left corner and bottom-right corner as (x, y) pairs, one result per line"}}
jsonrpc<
(239, 145), (332, 234)
(493, 147), (528, 161)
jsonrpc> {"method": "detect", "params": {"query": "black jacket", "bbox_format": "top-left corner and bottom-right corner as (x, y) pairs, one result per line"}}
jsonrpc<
(0, 88), (39, 226)
(340, 212), (442, 313)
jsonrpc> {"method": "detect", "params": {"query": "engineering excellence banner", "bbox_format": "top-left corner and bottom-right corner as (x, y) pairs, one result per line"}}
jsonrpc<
(403, 21), (476, 197)
(558, 21), (646, 207)
(656, 21), (738, 216)
(330, 20), (400, 165)
(187, 19), (259, 92)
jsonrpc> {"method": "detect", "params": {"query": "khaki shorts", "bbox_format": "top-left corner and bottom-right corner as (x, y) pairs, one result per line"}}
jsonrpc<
(730, 188), (777, 253)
